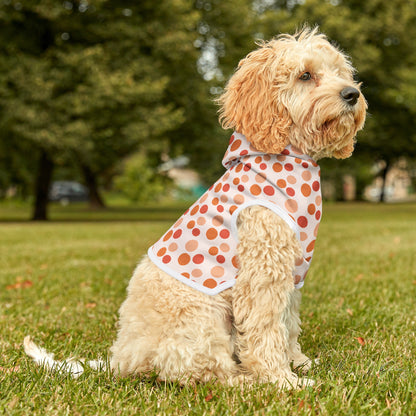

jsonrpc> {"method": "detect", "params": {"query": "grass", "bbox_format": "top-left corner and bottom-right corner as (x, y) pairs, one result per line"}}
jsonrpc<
(0, 201), (415, 415)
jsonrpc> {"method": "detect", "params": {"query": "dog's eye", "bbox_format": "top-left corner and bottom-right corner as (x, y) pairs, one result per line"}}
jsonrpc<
(299, 72), (312, 81)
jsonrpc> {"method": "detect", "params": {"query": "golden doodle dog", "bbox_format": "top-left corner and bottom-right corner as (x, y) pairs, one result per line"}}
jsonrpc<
(25, 28), (366, 388)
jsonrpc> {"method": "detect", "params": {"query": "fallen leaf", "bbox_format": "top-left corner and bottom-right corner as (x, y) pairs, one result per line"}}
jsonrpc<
(85, 302), (97, 309)
(412, 281), (416, 285)
(355, 337), (366, 346)
(204, 391), (213, 402)
(6, 280), (33, 290)
(354, 274), (364, 281)
(346, 308), (353, 316)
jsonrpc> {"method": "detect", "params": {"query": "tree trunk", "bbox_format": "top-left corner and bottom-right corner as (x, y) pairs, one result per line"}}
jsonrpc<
(32, 150), (54, 221)
(80, 163), (106, 209)
(379, 160), (390, 203)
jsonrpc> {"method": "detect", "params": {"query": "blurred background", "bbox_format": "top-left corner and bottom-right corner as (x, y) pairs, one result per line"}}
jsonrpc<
(0, 0), (415, 220)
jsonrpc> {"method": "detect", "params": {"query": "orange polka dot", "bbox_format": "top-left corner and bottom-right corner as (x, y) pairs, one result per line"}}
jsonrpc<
(192, 269), (202, 278)
(178, 253), (191, 265)
(302, 171), (312, 181)
(285, 199), (298, 213)
(255, 156), (262, 164)
(212, 197), (219, 205)
(197, 217), (206, 225)
(277, 179), (286, 188)
(206, 228), (218, 240)
(295, 158), (302, 164)
(306, 240), (315, 253)
(307, 204), (316, 215)
(294, 275), (302, 285)
(231, 256), (239, 268)
(181, 272), (190, 279)
(185, 240), (198, 251)
(209, 246), (219, 256)
(203, 278), (218, 289)
(250, 184), (261, 196)
(229, 205), (238, 214)
(230, 139), (241, 152)
(255, 173), (266, 183)
(213, 215), (224, 227)
(233, 177), (240, 185)
(187, 220), (195, 229)
(233, 195), (244, 205)
(301, 184), (311, 197)
(214, 183), (222, 193)
(168, 242), (178, 251)
(211, 266), (224, 278)
(273, 163), (283, 173)
(190, 205), (199, 215)
(162, 230), (173, 242)
(235, 164), (243, 173)
(157, 247), (167, 257)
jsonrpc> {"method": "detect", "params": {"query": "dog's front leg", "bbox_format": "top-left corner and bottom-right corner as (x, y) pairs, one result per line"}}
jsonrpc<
(232, 205), (312, 388)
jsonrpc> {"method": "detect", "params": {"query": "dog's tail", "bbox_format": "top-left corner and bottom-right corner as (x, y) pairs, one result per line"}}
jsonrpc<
(23, 336), (106, 378)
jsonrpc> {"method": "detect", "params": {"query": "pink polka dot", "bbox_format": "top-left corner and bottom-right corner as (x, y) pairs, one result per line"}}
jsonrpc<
(193, 254), (204, 264)
(287, 188), (295, 197)
(302, 171), (312, 181)
(255, 173), (266, 183)
(197, 217), (206, 225)
(173, 218), (183, 228)
(314, 224), (320, 237)
(200, 193), (208, 203)
(287, 175), (297, 185)
(211, 266), (225, 278)
(223, 184), (230, 192)
(263, 186), (275, 196)
(192, 269), (203, 278)
(259, 163), (267, 170)
(300, 232), (308, 241)
(168, 242), (178, 251)
(233, 194), (244, 204)
(185, 240), (198, 251)
(316, 195), (322, 205)
(200, 205), (208, 214)
(220, 243), (230, 252)
(162, 255), (171, 264)
(217, 205), (224, 213)
(220, 229), (230, 239)
(212, 215), (224, 227)
(285, 199), (298, 213)
(220, 194), (228, 203)
(297, 216), (308, 228)
(239, 149), (248, 156)
(241, 175), (249, 183)
(277, 155), (286, 162)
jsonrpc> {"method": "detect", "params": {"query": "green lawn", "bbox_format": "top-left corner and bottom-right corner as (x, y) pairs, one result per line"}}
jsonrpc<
(1, 202), (415, 415)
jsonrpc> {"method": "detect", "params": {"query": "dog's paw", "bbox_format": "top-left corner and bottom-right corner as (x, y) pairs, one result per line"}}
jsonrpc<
(293, 355), (319, 373)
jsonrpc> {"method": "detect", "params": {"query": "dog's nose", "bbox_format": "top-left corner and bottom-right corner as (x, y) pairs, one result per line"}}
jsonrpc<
(340, 87), (360, 106)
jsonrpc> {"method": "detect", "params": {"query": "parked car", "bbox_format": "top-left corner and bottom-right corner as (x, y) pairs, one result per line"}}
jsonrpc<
(49, 181), (89, 205)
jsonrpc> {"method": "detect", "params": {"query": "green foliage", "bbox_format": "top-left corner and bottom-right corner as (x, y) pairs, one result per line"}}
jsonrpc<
(114, 153), (171, 203)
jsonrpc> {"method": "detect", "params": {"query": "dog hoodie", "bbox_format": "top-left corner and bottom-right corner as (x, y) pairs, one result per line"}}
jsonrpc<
(148, 132), (322, 295)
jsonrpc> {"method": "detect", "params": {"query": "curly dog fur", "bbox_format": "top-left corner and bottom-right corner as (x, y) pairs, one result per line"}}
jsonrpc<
(109, 28), (366, 387)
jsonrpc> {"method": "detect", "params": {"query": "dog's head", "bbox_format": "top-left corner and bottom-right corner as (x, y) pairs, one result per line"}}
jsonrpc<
(218, 27), (367, 160)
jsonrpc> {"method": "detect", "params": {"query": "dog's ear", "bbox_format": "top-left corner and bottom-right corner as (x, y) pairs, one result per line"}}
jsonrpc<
(218, 44), (292, 154)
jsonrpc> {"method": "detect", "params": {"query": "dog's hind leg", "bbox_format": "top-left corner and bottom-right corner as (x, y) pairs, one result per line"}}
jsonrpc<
(232, 205), (314, 388)
(284, 289), (316, 373)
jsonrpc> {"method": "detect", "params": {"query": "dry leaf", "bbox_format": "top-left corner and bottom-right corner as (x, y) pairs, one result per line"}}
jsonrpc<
(412, 280), (416, 285)
(354, 274), (364, 281)
(355, 337), (366, 346)
(85, 302), (97, 309)
(6, 280), (33, 290)
(204, 391), (213, 402)
(346, 308), (353, 316)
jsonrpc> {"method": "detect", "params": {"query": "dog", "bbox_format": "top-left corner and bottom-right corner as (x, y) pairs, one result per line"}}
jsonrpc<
(25, 27), (366, 388)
